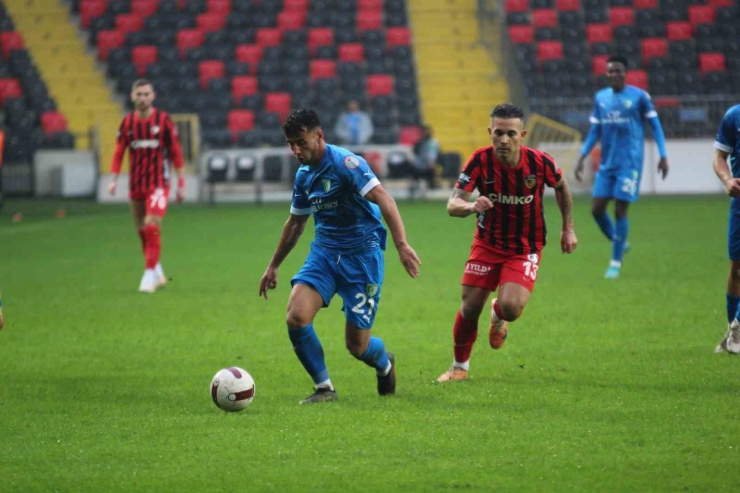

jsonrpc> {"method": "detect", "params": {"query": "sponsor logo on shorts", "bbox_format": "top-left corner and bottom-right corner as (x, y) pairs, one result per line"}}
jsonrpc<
(366, 284), (379, 297)
(465, 263), (491, 276)
(528, 253), (539, 263)
(322, 179), (331, 192)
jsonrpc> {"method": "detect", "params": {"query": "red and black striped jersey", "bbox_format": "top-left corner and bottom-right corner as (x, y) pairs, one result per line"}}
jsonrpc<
(455, 145), (563, 255)
(111, 108), (184, 195)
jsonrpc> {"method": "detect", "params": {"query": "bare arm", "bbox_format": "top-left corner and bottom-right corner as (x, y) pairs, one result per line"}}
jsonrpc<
(364, 184), (421, 277)
(554, 178), (578, 254)
(714, 149), (740, 197)
(259, 214), (310, 299)
(447, 187), (493, 218)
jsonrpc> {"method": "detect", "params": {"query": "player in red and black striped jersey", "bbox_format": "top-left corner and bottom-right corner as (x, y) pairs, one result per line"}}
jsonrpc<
(437, 104), (578, 383)
(107, 79), (185, 293)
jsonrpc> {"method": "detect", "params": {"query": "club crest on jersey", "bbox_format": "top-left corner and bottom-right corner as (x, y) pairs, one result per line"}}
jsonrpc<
(623, 100), (632, 109)
(525, 174), (537, 189)
(366, 284), (379, 297)
(152, 125), (160, 135)
(344, 156), (360, 169)
(322, 179), (331, 192)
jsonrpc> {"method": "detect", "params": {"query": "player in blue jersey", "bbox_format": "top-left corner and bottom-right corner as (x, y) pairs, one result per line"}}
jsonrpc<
(259, 109), (422, 404)
(713, 104), (740, 353)
(574, 55), (669, 279)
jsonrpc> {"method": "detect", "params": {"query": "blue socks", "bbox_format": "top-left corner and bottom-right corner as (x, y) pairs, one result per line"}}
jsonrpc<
(594, 213), (615, 242)
(612, 217), (629, 263)
(357, 336), (390, 374)
(288, 323), (329, 386)
(728, 294), (740, 323)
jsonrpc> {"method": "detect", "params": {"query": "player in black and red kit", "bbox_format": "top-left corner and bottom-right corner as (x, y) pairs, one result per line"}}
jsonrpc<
(437, 104), (578, 382)
(108, 79), (185, 293)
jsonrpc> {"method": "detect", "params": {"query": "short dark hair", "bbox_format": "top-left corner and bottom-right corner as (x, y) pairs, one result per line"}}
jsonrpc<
(607, 55), (628, 67)
(490, 103), (525, 120)
(281, 108), (321, 137)
(132, 78), (153, 90)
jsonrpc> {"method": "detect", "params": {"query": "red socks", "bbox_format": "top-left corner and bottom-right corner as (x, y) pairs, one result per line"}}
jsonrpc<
(493, 299), (505, 321)
(453, 311), (478, 363)
(144, 224), (161, 269)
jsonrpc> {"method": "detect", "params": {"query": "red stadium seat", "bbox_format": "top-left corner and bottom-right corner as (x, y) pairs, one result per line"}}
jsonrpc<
(505, 0), (529, 13)
(609, 7), (634, 26)
(586, 24), (613, 43)
(79, 0), (107, 29)
(508, 25), (534, 44)
(97, 30), (125, 60)
(308, 28), (334, 54)
(132, 45), (158, 75)
(130, 0), (159, 17)
(633, 0), (658, 9)
(625, 69), (648, 89)
(231, 75), (258, 105)
(265, 92), (292, 120)
(653, 96), (680, 107)
(699, 52), (725, 72)
(115, 14), (144, 33)
(339, 43), (365, 62)
(359, 0), (383, 11)
(0, 78), (22, 104)
(207, 0), (232, 15)
(667, 21), (692, 40)
(310, 60), (336, 80)
(228, 110), (255, 138)
(688, 5), (715, 26)
(555, 0), (580, 11)
(537, 40), (564, 61)
(199, 60), (225, 89)
(707, 0), (733, 6)
(0, 32), (24, 59)
(256, 28), (283, 47)
(235, 44), (263, 64)
(641, 38), (667, 61)
(592, 54), (609, 75)
(357, 11), (383, 31)
(177, 29), (205, 57)
(278, 11), (306, 30)
(386, 27), (411, 47)
(533, 10), (558, 28)
(40, 111), (67, 134)
(284, 0), (310, 11)
(399, 126), (424, 146)
(367, 75), (394, 96)
(197, 13), (227, 32)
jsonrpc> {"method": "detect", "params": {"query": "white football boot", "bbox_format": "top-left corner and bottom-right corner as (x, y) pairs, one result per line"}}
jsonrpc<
(138, 269), (158, 293)
(724, 319), (740, 354)
(155, 263), (167, 288)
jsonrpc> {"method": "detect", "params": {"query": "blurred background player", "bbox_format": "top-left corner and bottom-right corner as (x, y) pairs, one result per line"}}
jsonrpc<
(574, 55), (669, 280)
(334, 100), (374, 146)
(712, 104), (740, 354)
(107, 79), (185, 293)
(437, 104), (577, 383)
(259, 109), (421, 404)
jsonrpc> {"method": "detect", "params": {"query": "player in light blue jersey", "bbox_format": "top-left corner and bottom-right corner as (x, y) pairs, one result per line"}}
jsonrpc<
(259, 109), (421, 404)
(712, 104), (740, 354)
(575, 55), (669, 279)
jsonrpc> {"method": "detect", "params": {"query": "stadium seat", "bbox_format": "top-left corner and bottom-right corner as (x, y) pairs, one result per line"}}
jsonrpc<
(0, 32), (23, 59)
(641, 38), (668, 62)
(310, 60), (336, 80)
(537, 41), (564, 61)
(609, 8), (635, 26)
(206, 153), (229, 182)
(80, 0), (107, 29)
(505, 0), (529, 13)
(207, 0), (232, 14)
(699, 52), (725, 72)
(592, 54), (609, 75)
(0, 78), (22, 104)
(199, 60), (225, 89)
(40, 111), (67, 134)
(533, 9), (558, 27)
(688, 5), (716, 26)
(386, 27), (411, 47)
(359, 0), (383, 11)
(116, 14), (145, 34)
(132, 45), (158, 75)
(398, 125), (423, 146)
(555, 0), (580, 11)
(308, 28), (334, 54)
(97, 30), (126, 60)
(367, 74), (394, 96)
(263, 154), (285, 180)
(231, 75), (258, 105)
(667, 22), (693, 41)
(586, 24), (613, 43)
(278, 12), (306, 30)
(235, 44), (263, 65)
(228, 109), (255, 139)
(197, 13), (227, 32)
(177, 29), (206, 55)
(357, 11), (382, 31)
(339, 43), (364, 62)
(256, 28), (283, 47)
(265, 92), (292, 120)
(634, 0), (659, 9)
(509, 26), (534, 44)
(626, 69), (648, 89)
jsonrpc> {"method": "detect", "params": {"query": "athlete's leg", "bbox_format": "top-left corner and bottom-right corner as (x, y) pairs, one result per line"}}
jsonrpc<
(345, 320), (395, 395)
(591, 197), (615, 242)
(719, 204), (740, 353)
(142, 188), (169, 286)
(492, 282), (532, 322)
(129, 199), (146, 253)
(612, 199), (630, 266)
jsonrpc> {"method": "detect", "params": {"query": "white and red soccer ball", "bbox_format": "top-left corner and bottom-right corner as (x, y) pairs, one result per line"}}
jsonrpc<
(210, 367), (255, 412)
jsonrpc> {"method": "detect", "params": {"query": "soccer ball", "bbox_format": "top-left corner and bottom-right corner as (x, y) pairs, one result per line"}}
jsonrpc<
(210, 367), (255, 412)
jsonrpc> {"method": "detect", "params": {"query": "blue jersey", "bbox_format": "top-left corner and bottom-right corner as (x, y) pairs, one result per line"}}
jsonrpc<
(290, 144), (387, 254)
(715, 104), (740, 178)
(583, 85), (665, 173)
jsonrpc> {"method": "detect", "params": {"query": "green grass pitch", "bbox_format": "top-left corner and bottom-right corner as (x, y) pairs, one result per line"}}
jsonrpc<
(1, 195), (739, 492)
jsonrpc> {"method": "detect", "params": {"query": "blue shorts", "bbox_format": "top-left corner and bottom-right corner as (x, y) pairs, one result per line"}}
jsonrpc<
(593, 168), (642, 203)
(291, 245), (384, 329)
(728, 198), (740, 260)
